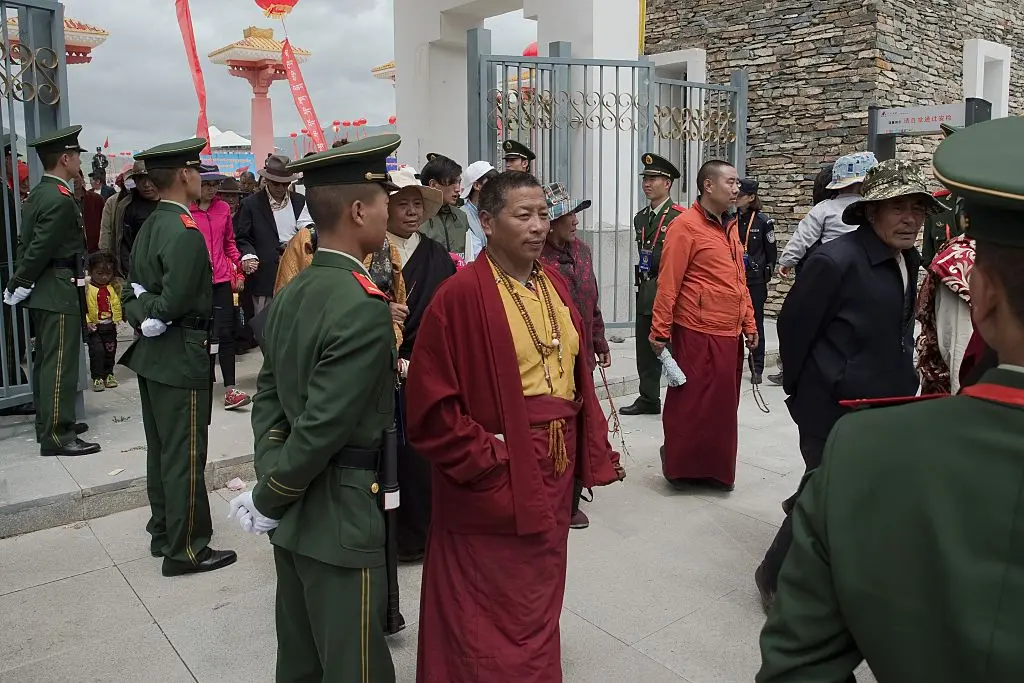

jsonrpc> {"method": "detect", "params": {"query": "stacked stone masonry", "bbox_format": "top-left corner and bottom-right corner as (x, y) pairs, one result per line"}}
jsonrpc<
(646, 0), (1023, 314)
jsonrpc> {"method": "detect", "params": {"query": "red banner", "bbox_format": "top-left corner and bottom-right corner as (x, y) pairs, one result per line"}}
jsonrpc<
(282, 39), (327, 154)
(175, 0), (211, 154)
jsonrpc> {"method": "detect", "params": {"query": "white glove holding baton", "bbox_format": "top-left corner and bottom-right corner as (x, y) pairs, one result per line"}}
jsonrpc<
(140, 318), (167, 337)
(228, 490), (280, 534)
(3, 286), (33, 306)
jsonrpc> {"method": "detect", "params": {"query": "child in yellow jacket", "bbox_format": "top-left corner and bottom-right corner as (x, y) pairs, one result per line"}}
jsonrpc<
(86, 252), (122, 391)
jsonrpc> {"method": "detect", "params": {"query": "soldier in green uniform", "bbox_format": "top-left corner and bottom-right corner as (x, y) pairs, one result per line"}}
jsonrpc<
(921, 123), (965, 267)
(119, 138), (236, 577)
(620, 153), (684, 416)
(757, 115), (1024, 682)
(4, 125), (98, 456)
(502, 139), (535, 173)
(228, 134), (401, 682)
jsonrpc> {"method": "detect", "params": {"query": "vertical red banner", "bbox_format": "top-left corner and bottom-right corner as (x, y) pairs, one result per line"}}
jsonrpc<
(175, 0), (211, 153)
(282, 39), (327, 153)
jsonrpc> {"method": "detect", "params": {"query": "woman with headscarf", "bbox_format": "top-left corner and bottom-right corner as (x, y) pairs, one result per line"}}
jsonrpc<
(538, 182), (610, 530)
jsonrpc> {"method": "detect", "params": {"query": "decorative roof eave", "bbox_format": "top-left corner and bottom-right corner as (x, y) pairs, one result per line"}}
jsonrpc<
(210, 45), (309, 65)
(372, 60), (396, 81)
(5, 16), (108, 50)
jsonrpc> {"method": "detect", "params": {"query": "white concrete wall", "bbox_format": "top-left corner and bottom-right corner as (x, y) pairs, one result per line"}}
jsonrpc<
(963, 39), (1012, 119)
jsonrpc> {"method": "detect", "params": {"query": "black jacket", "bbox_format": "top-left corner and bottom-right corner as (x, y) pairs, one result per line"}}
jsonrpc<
(780, 224), (920, 438)
(234, 190), (306, 298)
(737, 209), (777, 286)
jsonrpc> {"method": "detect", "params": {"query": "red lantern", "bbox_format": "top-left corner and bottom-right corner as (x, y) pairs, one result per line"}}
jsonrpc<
(254, 0), (299, 20)
(332, 120), (341, 127)
(342, 120), (351, 128)
(289, 132), (297, 138)
(301, 128), (308, 135)
(522, 41), (538, 57)
(388, 115), (397, 125)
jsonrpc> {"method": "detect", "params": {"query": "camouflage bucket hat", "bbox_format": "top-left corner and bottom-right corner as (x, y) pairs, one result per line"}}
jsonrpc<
(841, 159), (940, 225)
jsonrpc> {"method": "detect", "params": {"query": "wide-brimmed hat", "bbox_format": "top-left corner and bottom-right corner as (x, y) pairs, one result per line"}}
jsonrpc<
(841, 159), (940, 225)
(543, 183), (591, 221)
(258, 154), (299, 183)
(125, 159), (148, 180)
(827, 151), (878, 190)
(460, 160), (497, 199)
(199, 164), (228, 182)
(218, 177), (244, 194)
(388, 167), (442, 220)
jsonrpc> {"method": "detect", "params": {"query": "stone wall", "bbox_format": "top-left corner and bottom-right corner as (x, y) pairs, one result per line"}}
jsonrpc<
(645, 0), (1022, 313)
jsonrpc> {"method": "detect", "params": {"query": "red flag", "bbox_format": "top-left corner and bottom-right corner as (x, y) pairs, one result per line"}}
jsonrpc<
(103, 137), (109, 149)
(282, 39), (327, 153)
(175, 0), (211, 154)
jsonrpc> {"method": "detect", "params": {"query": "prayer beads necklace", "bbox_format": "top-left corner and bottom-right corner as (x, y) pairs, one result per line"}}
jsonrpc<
(491, 257), (564, 392)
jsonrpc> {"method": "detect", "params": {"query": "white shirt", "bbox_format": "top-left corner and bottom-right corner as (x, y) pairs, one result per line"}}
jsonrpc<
(388, 232), (421, 267)
(160, 199), (191, 214)
(895, 251), (908, 293)
(318, 247), (370, 277)
(650, 196), (671, 215)
(273, 203), (299, 244)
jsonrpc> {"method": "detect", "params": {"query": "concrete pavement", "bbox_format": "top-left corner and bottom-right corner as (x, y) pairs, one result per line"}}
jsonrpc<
(0, 371), (878, 682)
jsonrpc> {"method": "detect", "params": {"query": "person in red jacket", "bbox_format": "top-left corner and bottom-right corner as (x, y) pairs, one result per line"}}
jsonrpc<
(191, 165), (250, 410)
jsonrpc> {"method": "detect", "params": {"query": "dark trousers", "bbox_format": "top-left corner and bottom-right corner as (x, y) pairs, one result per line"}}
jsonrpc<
(212, 282), (236, 387)
(30, 309), (81, 449)
(273, 546), (395, 683)
(757, 429), (828, 595)
(87, 324), (117, 380)
(570, 478), (584, 515)
(234, 288), (256, 352)
(139, 377), (213, 564)
(634, 312), (661, 408)
(747, 282), (768, 374)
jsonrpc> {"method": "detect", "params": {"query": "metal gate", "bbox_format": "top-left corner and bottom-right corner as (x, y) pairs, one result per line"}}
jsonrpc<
(468, 28), (747, 328)
(0, 0), (70, 410)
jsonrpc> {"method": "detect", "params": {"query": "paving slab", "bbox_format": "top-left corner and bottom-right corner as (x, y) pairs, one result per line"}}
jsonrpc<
(0, 521), (111, 596)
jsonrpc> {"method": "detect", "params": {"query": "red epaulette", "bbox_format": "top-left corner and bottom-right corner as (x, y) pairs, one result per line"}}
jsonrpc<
(932, 189), (952, 199)
(56, 184), (72, 197)
(839, 394), (947, 410)
(181, 214), (199, 230)
(352, 272), (390, 302)
(672, 204), (685, 212)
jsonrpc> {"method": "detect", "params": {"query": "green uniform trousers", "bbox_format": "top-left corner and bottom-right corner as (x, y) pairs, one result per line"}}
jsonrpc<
(273, 546), (395, 683)
(138, 377), (213, 564)
(634, 312), (661, 409)
(29, 309), (81, 449)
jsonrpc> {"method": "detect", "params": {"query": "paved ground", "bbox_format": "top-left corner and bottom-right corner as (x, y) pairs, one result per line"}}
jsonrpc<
(0, 367), (875, 682)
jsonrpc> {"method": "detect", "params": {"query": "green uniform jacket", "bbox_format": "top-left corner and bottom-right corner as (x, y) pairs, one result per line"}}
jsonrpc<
(252, 250), (396, 569)
(10, 175), (84, 315)
(634, 199), (684, 315)
(420, 204), (469, 255)
(921, 192), (964, 267)
(119, 201), (213, 389)
(758, 367), (1024, 683)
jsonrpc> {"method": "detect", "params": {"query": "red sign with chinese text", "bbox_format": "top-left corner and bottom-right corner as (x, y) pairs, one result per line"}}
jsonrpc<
(282, 39), (327, 154)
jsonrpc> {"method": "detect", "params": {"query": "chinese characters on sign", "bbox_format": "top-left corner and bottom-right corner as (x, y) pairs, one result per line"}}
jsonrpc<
(282, 38), (327, 153)
(875, 103), (966, 135)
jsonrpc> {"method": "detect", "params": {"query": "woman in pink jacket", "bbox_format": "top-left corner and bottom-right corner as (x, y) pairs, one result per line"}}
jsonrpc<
(192, 166), (251, 410)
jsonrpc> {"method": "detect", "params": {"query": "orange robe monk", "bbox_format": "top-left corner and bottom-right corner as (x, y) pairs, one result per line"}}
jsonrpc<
(405, 255), (623, 682)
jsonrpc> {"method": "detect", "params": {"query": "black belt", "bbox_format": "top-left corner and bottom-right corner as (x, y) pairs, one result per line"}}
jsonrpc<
(51, 258), (80, 269)
(329, 447), (380, 471)
(169, 315), (211, 331)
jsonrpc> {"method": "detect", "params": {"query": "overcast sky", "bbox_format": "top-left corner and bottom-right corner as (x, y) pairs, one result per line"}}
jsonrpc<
(60, 0), (535, 152)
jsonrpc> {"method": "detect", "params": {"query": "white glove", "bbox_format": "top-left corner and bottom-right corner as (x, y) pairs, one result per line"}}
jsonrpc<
(3, 286), (33, 306)
(131, 282), (147, 297)
(228, 490), (280, 534)
(140, 318), (167, 337)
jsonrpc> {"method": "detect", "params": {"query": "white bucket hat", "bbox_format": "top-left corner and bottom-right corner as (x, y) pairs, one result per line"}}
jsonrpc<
(389, 167), (443, 220)
(826, 151), (879, 190)
(460, 160), (496, 199)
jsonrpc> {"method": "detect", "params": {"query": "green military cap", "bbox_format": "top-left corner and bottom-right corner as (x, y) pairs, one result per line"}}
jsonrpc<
(29, 125), (86, 156)
(933, 116), (1024, 247)
(639, 152), (680, 180)
(286, 133), (401, 189)
(134, 138), (207, 171)
(502, 139), (535, 161)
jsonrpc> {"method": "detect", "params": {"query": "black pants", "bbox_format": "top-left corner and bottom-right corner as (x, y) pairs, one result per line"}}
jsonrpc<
(212, 282), (236, 387)
(757, 429), (828, 595)
(87, 324), (118, 380)
(571, 478), (584, 516)
(234, 287), (256, 353)
(747, 282), (768, 374)
(396, 389), (431, 556)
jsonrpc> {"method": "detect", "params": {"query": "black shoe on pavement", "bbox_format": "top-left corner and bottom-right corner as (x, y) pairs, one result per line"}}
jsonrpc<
(766, 372), (783, 386)
(40, 438), (101, 457)
(162, 548), (237, 577)
(751, 372), (763, 385)
(74, 422), (89, 435)
(619, 399), (660, 416)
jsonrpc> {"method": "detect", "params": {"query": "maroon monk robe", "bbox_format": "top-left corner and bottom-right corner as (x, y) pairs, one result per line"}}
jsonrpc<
(405, 256), (622, 683)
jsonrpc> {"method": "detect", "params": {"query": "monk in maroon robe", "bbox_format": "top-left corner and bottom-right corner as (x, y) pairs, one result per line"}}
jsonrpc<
(405, 171), (623, 683)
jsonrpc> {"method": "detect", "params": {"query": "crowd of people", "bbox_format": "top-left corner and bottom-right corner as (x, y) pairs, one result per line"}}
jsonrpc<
(2, 110), (1021, 681)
